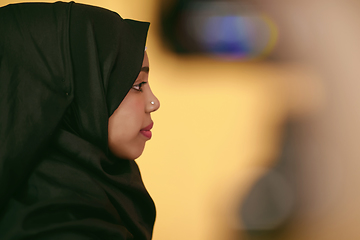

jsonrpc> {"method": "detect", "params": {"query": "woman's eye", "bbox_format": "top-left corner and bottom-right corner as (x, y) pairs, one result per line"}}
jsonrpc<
(132, 82), (147, 92)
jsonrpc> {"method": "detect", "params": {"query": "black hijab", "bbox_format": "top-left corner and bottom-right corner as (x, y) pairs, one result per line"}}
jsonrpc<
(0, 2), (155, 239)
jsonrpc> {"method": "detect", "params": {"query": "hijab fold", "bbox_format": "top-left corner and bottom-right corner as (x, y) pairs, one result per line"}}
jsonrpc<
(0, 2), (155, 239)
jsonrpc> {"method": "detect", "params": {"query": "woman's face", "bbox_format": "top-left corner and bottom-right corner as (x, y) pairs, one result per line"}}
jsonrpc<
(108, 51), (160, 159)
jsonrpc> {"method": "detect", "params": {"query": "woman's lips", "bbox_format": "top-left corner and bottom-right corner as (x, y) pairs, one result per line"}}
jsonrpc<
(140, 122), (153, 139)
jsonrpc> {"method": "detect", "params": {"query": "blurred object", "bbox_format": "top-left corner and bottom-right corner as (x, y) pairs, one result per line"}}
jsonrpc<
(240, 123), (296, 231)
(159, 0), (278, 60)
(238, 0), (360, 239)
(239, 121), (302, 240)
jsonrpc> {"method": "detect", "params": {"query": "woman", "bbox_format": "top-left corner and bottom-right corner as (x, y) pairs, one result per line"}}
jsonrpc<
(0, 2), (159, 239)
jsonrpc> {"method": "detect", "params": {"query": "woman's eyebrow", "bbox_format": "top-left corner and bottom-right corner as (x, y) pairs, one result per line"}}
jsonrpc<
(141, 66), (149, 73)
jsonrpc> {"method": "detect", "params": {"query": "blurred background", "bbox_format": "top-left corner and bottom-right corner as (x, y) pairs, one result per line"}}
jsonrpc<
(2, 0), (360, 239)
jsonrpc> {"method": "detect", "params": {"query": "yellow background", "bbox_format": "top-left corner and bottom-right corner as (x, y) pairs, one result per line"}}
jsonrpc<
(1, 1), (343, 239)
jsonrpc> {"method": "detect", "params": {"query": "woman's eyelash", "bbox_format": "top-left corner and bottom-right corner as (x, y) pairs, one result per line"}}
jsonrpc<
(132, 82), (147, 92)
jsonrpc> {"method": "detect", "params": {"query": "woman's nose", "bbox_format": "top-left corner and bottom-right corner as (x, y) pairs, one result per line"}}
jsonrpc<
(146, 89), (160, 113)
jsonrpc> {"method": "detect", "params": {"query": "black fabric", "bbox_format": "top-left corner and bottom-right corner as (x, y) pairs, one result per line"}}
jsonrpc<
(0, 2), (155, 239)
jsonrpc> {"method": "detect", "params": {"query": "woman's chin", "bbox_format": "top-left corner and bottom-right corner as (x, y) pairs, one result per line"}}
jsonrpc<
(109, 145), (145, 160)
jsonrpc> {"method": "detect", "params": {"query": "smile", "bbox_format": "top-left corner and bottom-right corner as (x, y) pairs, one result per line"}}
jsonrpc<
(140, 122), (153, 139)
